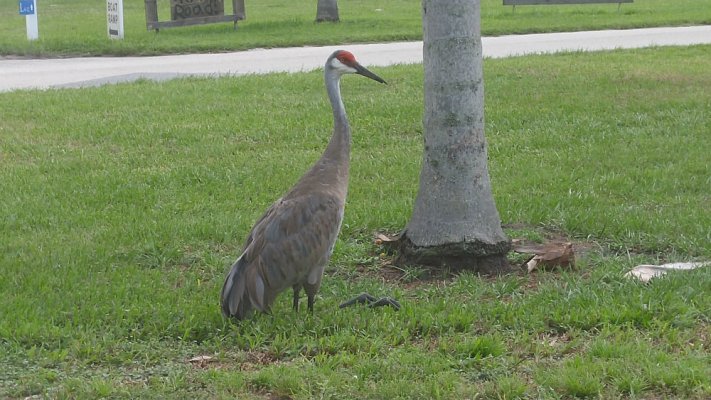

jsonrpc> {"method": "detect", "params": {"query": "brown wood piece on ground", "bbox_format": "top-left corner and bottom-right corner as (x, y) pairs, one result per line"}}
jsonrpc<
(518, 241), (575, 272)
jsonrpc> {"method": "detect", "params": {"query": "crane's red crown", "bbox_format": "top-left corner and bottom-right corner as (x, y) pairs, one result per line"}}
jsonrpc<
(336, 50), (357, 67)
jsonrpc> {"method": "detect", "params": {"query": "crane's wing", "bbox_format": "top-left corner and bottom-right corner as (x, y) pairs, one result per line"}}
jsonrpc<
(241, 192), (343, 309)
(221, 200), (284, 319)
(239, 198), (282, 253)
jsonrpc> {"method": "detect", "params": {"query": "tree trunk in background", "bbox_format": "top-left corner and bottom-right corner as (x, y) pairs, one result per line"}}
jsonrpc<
(316, 0), (339, 22)
(396, 0), (511, 274)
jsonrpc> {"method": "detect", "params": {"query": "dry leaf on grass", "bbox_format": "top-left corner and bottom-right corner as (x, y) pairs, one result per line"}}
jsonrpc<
(374, 233), (398, 245)
(188, 355), (215, 368)
(513, 241), (576, 273)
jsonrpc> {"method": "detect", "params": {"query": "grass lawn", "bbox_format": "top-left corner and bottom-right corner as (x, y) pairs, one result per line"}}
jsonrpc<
(1, 45), (710, 398)
(0, 0), (710, 56)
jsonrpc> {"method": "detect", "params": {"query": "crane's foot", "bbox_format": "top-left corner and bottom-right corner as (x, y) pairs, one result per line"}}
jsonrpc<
(339, 293), (400, 311)
(339, 293), (377, 307)
(368, 297), (401, 310)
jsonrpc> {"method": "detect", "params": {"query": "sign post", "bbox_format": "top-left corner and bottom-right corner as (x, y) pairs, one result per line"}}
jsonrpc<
(19, 0), (38, 41)
(107, 0), (124, 39)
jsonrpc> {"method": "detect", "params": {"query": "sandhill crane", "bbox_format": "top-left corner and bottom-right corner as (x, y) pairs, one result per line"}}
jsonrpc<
(220, 50), (386, 320)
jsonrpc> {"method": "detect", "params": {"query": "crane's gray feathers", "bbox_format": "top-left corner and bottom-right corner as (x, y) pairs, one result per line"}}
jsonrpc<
(220, 253), (251, 318)
(220, 192), (343, 319)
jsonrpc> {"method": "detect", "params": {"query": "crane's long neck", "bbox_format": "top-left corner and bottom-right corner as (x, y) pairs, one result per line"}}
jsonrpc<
(323, 71), (351, 163)
(288, 68), (351, 200)
(306, 69), (350, 199)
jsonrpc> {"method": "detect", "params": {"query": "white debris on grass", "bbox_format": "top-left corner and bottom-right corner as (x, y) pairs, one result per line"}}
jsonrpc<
(624, 262), (710, 283)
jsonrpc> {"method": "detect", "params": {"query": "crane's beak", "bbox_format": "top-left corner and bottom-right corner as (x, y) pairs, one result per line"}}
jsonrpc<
(355, 63), (387, 84)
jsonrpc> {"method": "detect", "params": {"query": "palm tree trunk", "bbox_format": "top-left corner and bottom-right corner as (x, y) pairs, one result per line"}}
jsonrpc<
(396, 0), (511, 274)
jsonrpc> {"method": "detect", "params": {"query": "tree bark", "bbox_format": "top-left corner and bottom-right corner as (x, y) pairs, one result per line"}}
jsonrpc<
(316, 0), (339, 22)
(396, 0), (510, 274)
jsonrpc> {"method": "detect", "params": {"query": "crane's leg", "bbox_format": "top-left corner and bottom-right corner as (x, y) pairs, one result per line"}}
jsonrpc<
(307, 293), (315, 313)
(292, 285), (302, 312)
(304, 283), (319, 313)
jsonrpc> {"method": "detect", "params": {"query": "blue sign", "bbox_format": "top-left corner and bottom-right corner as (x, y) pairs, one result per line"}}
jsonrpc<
(19, 0), (35, 15)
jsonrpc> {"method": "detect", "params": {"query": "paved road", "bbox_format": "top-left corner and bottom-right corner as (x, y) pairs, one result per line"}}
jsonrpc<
(1, 25), (710, 92)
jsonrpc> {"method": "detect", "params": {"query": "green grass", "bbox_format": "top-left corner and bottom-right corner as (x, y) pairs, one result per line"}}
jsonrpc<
(1, 0), (710, 56)
(1, 45), (710, 398)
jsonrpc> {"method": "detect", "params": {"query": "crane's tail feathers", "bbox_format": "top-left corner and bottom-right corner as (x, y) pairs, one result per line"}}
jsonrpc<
(220, 254), (253, 319)
(249, 274), (267, 312)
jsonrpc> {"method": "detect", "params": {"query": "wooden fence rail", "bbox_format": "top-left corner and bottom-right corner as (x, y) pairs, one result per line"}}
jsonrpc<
(504, 0), (632, 13)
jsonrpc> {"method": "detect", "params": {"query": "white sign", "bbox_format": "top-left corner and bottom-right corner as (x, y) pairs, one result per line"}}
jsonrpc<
(107, 0), (124, 39)
(20, 0), (39, 40)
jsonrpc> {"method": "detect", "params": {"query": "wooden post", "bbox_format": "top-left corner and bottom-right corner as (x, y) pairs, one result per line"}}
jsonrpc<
(233, 0), (245, 18)
(144, 0), (159, 31)
(233, 0), (245, 29)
